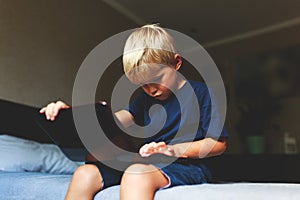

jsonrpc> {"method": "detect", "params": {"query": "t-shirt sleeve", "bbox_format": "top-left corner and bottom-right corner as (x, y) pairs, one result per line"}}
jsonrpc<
(196, 85), (228, 139)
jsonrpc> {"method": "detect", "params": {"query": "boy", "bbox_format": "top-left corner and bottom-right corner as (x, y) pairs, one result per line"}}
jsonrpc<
(40, 24), (228, 200)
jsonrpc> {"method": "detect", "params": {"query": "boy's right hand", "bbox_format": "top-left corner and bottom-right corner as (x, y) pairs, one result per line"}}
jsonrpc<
(39, 100), (70, 121)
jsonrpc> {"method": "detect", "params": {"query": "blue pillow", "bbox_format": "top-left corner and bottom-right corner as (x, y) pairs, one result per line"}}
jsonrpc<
(0, 134), (83, 174)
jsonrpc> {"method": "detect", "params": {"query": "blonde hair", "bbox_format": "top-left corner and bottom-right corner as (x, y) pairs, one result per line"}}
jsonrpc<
(123, 24), (177, 82)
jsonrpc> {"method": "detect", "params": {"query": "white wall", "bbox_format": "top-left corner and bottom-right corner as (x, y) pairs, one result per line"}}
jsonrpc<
(0, 0), (136, 107)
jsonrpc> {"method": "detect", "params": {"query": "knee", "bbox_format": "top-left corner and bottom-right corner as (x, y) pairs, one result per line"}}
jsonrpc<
(72, 164), (102, 187)
(121, 164), (157, 188)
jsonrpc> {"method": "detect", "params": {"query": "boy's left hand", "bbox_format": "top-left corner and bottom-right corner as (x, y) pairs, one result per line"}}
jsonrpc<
(139, 142), (174, 157)
(139, 142), (187, 158)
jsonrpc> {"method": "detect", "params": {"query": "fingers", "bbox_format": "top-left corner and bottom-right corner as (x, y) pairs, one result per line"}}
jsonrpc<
(46, 102), (56, 121)
(139, 142), (174, 157)
(39, 107), (47, 114)
(53, 101), (65, 117)
(153, 141), (167, 149)
(39, 101), (69, 121)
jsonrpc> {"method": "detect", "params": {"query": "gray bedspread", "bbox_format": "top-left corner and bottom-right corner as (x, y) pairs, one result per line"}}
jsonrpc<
(1, 171), (300, 200)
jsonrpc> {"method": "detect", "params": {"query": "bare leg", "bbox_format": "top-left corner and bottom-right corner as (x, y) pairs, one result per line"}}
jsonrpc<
(120, 164), (169, 200)
(65, 164), (103, 200)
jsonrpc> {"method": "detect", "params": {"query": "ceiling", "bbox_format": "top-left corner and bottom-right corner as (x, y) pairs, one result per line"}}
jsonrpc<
(103, 0), (300, 49)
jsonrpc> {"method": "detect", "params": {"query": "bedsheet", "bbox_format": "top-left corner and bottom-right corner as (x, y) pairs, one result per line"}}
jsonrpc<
(1, 171), (300, 200)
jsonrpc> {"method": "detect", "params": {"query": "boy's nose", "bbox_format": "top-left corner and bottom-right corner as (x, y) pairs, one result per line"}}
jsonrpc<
(144, 84), (158, 96)
(148, 85), (157, 95)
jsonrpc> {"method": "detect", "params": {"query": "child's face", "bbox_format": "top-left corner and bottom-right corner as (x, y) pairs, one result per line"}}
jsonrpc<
(127, 54), (183, 101)
(140, 65), (182, 101)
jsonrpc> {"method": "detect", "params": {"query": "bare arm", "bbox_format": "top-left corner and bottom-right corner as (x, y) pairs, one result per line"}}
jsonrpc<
(114, 109), (135, 128)
(170, 137), (227, 158)
(139, 138), (227, 159)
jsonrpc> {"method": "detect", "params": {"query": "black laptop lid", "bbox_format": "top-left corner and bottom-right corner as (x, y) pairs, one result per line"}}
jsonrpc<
(34, 102), (132, 149)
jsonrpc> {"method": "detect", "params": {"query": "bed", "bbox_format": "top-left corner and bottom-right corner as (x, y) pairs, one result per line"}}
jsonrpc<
(1, 99), (300, 199)
(1, 171), (300, 200)
(1, 133), (300, 200)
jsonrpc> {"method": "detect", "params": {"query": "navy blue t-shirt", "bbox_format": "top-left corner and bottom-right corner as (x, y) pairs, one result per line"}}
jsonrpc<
(126, 80), (228, 145)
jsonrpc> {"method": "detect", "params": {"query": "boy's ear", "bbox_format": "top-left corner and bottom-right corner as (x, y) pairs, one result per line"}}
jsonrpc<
(174, 54), (182, 71)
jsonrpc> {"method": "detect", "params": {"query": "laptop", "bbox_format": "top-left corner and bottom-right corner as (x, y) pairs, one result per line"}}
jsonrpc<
(34, 101), (180, 164)
(34, 101), (135, 149)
